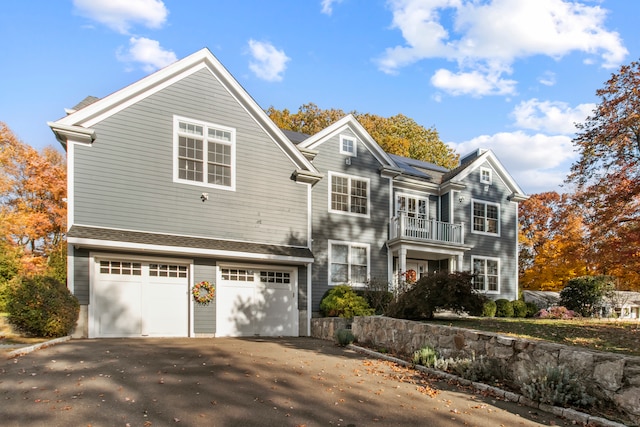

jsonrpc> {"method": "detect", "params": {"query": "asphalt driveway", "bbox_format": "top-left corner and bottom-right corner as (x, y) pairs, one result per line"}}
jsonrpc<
(0, 337), (570, 427)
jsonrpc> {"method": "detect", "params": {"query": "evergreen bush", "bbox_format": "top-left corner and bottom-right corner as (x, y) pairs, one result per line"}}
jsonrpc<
(511, 300), (527, 318)
(335, 328), (355, 346)
(7, 275), (79, 337)
(495, 299), (514, 317)
(319, 285), (374, 318)
(520, 364), (595, 408)
(525, 302), (539, 317)
(481, 300), (497, 317)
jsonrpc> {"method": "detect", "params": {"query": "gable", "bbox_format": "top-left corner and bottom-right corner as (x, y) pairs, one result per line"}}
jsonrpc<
(49, 48), (320, 182)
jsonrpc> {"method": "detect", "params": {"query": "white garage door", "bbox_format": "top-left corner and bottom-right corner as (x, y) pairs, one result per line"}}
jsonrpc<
(91, 259), (190, 338)
(216, 266), (298, 337)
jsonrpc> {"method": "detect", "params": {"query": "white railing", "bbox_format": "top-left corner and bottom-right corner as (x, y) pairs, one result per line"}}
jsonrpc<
(389, 214), (464, 244)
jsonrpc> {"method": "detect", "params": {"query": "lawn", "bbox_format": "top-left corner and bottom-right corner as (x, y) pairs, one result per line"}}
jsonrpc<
(428, 316), (640, 357)
(0, 313), (48, 348)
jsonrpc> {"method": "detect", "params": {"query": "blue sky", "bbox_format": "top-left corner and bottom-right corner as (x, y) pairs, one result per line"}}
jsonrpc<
(1, 0), (637, 194)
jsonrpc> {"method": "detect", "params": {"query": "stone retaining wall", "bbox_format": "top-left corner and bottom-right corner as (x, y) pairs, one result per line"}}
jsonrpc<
(311, 316), (640, 425)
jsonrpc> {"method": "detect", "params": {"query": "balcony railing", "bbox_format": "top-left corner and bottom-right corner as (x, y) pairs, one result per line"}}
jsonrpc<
(390, 214), (465, 245)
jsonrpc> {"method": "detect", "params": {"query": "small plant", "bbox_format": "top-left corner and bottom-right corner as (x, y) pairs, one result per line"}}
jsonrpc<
(412, 345), (438, 367)
(7, 275), (79, 337)
(511, 300), (527, 318)
(335, 328), (355, 346)
(534, 306), (578, 319)
(320, 285), (374, 318)
(525, 302), (539, 317)
(519, 364), (595, 408)
(459, 356), (510, 384)
(482, 300), (497, 317)
(495, 299), (514, 317)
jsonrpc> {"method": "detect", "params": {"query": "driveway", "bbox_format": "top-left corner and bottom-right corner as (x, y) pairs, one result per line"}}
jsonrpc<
(0, 337), (569, 426)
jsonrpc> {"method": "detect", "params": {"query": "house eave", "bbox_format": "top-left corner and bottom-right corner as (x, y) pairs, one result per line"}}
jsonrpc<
(47, 122), (96, 149)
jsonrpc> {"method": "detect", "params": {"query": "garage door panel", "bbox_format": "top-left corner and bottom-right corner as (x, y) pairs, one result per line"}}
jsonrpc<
(96, 279), (143, 337)
(144, 281), (189, 336)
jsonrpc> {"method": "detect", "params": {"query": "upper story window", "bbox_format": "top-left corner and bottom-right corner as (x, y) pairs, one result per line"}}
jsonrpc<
(472, 256), (499, 293)
(174, 116), (235, 190)
(480, 167), (492, 185)
(472, 200), (500, 235)
(340, 135), (357, 156)
(395, 194), (428, 218)
(329, 240), (369, 286)
(329, 172), (369, 217)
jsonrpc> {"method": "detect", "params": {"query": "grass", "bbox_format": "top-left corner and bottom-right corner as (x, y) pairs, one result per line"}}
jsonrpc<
(0, 313), (48, 348)
(427, 316), (640, 357)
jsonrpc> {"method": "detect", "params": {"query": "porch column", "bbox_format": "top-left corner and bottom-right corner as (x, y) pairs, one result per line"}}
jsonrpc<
(399, 247), (407, 283)
(456, 254), (464, 272)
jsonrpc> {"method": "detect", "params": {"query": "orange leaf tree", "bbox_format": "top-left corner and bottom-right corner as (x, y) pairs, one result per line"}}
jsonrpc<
(0, 122), (66, 276)
(567, 60), (640, 290)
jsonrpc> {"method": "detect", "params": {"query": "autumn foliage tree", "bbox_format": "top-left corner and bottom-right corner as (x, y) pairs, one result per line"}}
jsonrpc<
(567, 60), (640, 290)
(0, 122), (66, 277)
(266, 103), (459, 169)
(518, 192), (589, 291)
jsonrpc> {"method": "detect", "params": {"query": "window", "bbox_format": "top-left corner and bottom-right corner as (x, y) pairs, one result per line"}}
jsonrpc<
(472, 200), (499, 235)
(480, 167), (492, 185)
(472, 257), (499, 292)
(99, 261), (142, 276)
(260, 271), (291, 284)
(149, 264), (188, 278)
(395, 194), (428, 218)
(329, 172), (369, 216)
(340, 135), (357, 156)
(329, 241), (369, 286)
(174, 116), (235, 189)
(221, 268), (254, 281)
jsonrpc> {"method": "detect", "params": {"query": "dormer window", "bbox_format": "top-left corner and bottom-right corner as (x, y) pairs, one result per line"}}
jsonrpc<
(340, 135), (357, 156)
(480, 167), (492, 185)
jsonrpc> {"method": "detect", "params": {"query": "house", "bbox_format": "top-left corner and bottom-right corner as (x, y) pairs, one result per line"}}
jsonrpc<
(523, 290), (640, 319)
(49, 48), (527, 339)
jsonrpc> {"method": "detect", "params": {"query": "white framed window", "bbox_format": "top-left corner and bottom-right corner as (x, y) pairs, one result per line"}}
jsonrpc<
(99, 261), (142, 276)
(329, 240), (369, 286)
(173, 116), (236, 190)
(472, 200), (500, 235)
(480, 167), (492, 185)
(340, 134), (357, 156)
(472, 256), (499, 293)
(395, 193), (428, 218)
(329, 172), (369, 217)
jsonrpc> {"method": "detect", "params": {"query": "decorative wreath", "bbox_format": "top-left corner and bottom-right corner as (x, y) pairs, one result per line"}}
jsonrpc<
(192, 281), (215, 305)
(402, 269), (417, 284)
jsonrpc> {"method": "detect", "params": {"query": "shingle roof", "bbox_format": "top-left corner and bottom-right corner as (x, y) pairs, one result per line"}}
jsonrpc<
(388, 153), (448, 182)
(281, 129), (310, 144)
(67, 225), (314, 260)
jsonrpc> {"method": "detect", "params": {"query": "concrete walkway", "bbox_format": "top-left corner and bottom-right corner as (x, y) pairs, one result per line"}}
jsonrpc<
(0, 337), (579, 426)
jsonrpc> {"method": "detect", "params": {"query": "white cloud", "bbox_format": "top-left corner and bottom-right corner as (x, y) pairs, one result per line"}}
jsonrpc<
(538, 71), (556, 86)
(117, 37), (177, 72)
(378, 0), (627, 96)
(73, 0), (168, 34)
(431, 67), (517, 96)
(247, 40), (290, 82)
(450, 131), (577, 193)
(321, 0), (344, 15)
(512, 99), (595, 134)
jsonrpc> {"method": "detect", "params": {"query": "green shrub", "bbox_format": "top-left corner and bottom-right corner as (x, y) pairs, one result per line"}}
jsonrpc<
(360, 278), (393, 315)
(511, 300), (527, 318)
(560, 275), (614, 317)
(319, 285), (374, 318)
(6, 275), (79, 337)
(335, 328), (355, 346)
(520, 365), (595, 408)
(386, 272), (487, 320)
(458, 356), (511, 385)
(525, 302), (539, 317)
(495, 299), (514, 317)
(412, 345), (438, 367)
(481, 300), (497, 317)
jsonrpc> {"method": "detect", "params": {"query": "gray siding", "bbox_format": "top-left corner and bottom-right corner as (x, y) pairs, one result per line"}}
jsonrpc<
(310, 129), (390, 311)
(72, 68), (308, 247)
(193, 259), (216, 334)
(456, 161), (518, 299)
(297, 265), (308, 308)
(72, 247), (90, 305)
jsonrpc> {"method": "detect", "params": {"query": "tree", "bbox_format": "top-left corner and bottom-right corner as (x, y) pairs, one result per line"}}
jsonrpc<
(0, 122), (66, 276)
(518, 192), (589, 290)
(567, 60), (640, 290)
(266, 103), (459, 169)
(559, 276), (614, 317)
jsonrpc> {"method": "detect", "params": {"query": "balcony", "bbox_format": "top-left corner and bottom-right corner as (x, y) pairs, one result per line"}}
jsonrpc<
(389, 214), (465, 245)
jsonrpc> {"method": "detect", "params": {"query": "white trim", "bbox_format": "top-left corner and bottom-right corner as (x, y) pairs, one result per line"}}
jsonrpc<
(471, 198), (501, 237)
(172, 115), (236, 191)
(68, 236), (313, 264)
(471, 255), (500, 294)
(327, 239), (370, 287)
(328, 171), (371, 218)
(339, 134), (357, 156)
(306, 262), (312, 336)
(453, 150), (526, 197)
(66, 140), (75, 229)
